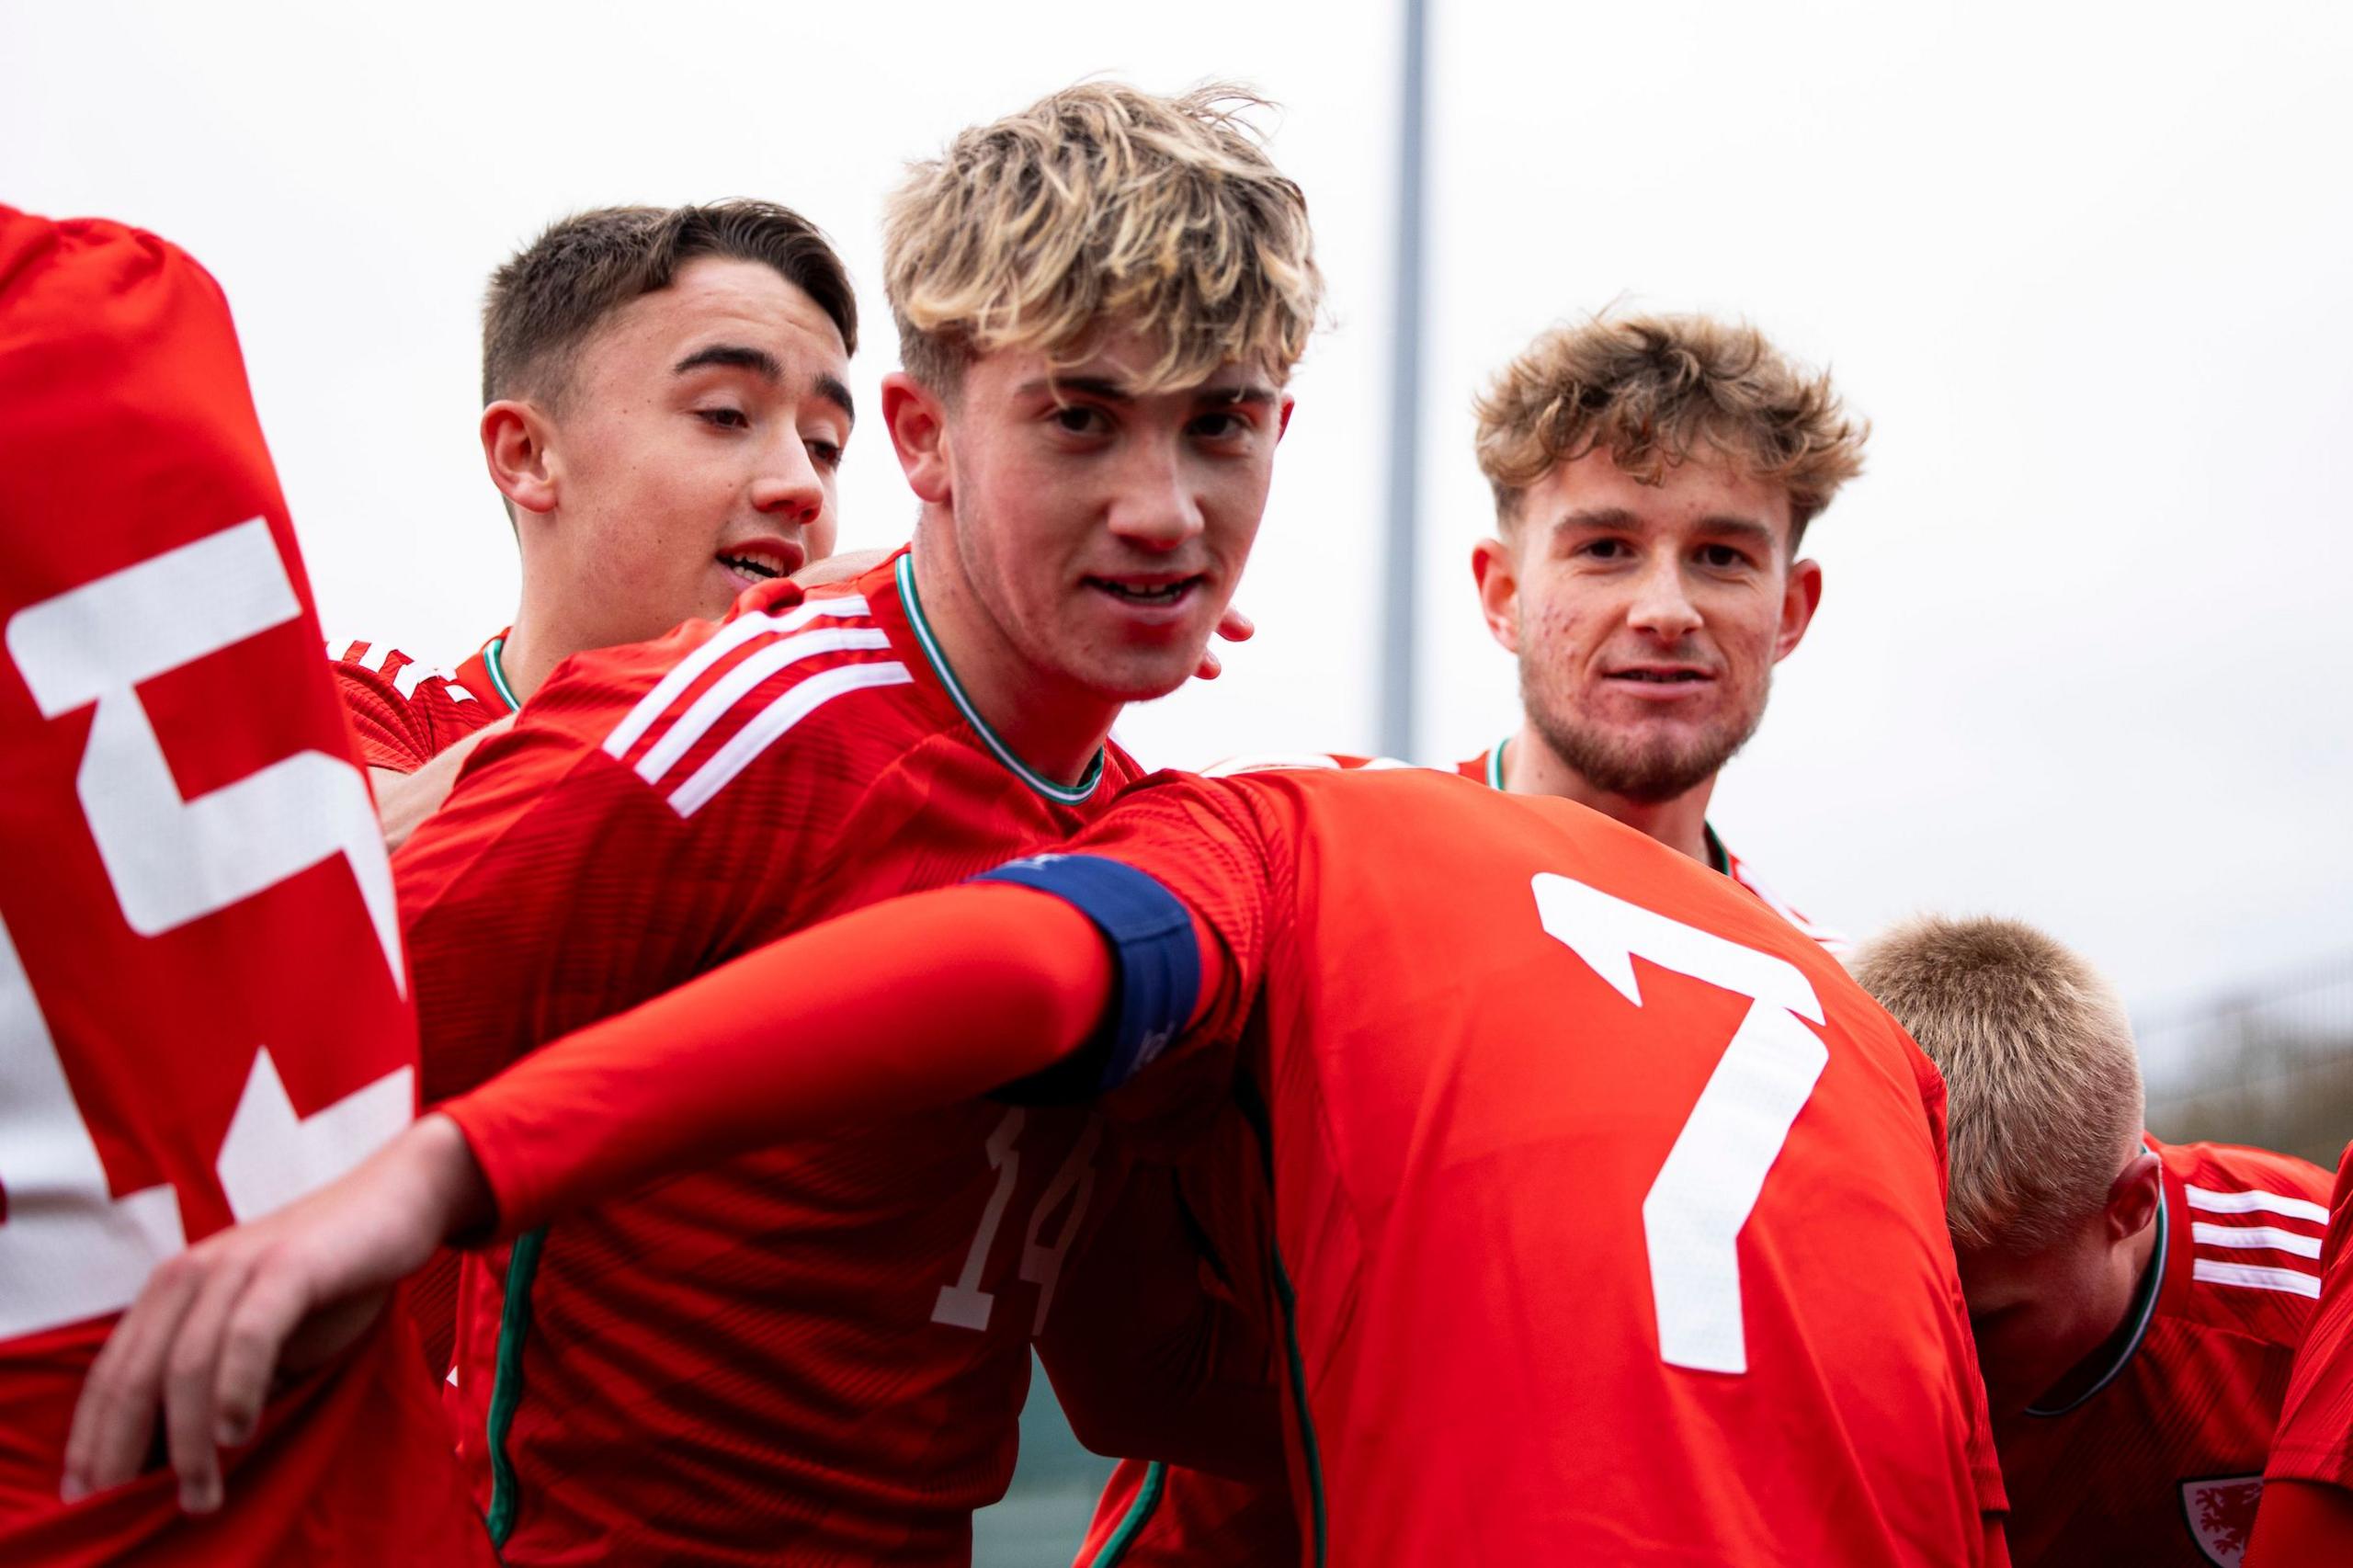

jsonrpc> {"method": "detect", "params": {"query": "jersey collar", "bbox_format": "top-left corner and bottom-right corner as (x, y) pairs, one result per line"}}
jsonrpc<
(1485, 733), (1731, 876)
(478, 635), (523, 713)
(2024, 1182), (2169, 1418)
(893, 552), (1106, 806)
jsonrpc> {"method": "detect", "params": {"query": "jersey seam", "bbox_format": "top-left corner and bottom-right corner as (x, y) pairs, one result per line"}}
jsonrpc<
(483, 1224), (548, 1547)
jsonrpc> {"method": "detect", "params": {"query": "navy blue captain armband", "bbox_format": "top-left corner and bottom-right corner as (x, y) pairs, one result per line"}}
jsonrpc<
(973, 853), (1202, 1105)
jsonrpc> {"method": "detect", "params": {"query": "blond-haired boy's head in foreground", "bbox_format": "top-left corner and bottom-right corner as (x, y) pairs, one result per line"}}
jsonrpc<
(875, 84), (1321, 754)
(1853, 915), (2157, 1417)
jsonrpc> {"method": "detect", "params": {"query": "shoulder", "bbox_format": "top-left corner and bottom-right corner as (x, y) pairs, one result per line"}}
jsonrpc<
(2162, 1138), (2332, 1335)
(1722, 848), (1851, 958)
(551, 582), (931, 822)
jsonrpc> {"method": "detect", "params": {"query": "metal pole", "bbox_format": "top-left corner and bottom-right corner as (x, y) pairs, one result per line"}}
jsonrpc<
(1378, 0), (1429, 760)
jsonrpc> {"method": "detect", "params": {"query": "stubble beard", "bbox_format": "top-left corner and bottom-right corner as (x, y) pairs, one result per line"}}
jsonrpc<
(1519, 658), (1769, 805)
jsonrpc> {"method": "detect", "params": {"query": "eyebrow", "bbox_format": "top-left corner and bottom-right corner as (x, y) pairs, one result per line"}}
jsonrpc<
(674, 345), (855, 425)
(1550, 507), (1779, 548)
(1014, 375), (1280, 409)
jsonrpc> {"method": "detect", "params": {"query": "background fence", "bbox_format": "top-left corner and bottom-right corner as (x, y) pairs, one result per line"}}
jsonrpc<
(2144, 953), (2353, 1167)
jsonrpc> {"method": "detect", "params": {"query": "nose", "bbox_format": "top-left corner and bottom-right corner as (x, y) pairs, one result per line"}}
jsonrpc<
(749, 432), (825, 527)
(1104, 437), (1205, 551)
(1625, 555), (1703, 641)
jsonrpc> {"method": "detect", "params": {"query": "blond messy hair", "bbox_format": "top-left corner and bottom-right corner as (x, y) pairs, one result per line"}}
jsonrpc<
(1475, 313), (1868, 539)
(882, 81), (1323, 395)
(1851, 916), (2144, 1254)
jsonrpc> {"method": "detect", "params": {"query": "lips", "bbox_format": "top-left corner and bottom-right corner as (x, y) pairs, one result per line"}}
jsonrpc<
(716, 537), (807, 586)
(1084, 574), (1204, 610)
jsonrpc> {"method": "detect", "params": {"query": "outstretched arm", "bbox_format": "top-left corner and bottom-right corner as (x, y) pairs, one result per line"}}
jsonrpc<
(65, 871), (1214, 1507)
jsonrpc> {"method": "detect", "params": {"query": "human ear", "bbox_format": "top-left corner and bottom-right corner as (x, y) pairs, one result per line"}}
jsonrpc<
(1471, 535), (1521, 655)
(882, 371), (952, 506)
(482, 401), (559, 517)
(2104, 1148), (2164, 1243)
(1773, 556), (1824, 664)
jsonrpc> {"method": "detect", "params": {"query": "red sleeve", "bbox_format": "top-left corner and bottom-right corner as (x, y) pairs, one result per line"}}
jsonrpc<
(329, 652), (437, 773)
(442, 883), (1123, 1231)
(2245, 1477), (2353, 1566)
(2268, 1144), (2353, 1487)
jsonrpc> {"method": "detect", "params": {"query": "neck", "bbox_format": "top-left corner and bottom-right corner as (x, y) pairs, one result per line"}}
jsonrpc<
(1501, 719), (1718, 865)
(906, 521), (1119, 789)
(494, 597), (571, 706)
(2035, 1208), (2165, 1414)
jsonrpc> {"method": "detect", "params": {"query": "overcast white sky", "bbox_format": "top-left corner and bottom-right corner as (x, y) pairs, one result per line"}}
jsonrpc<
(8, 1), (2350, 1074)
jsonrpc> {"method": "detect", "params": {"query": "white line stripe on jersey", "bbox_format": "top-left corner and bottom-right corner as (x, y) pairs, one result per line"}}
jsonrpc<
(2186, 1185), (2330, 1224)
(666, 661), (914, 818)
(393, 656), (458, 701)
(603, 596), (873, 762)
(1200, 752), (1346, 777)
(2193, 1258), (2322, 1298)
(2193, 1221), (2325, 1258)
(633, 627), (893, 788)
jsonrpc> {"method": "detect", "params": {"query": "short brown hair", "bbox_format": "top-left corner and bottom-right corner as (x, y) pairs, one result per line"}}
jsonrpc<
(1851, 916), (2144, 1253)
(482, 200), (857, 406)
(881, 82), (1322, 396)
(1474, 312), (1867, 538)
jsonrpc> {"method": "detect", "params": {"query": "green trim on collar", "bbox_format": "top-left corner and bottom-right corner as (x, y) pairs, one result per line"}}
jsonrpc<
(2026, 1184), (2169, 1418)
(1701, 823), (1731, 878)
(482, 636), (523, 713)
(1084, 1461), (1168, 1567)
(1484, 736), (1508, 790)
(894, 552), (1105, 805)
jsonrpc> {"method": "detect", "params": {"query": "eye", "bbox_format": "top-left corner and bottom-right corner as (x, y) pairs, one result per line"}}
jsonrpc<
(698, 406), (749, 430)
(1051, 404), (1109, 437)
(1188, 411), (1250, 442)
(1699, 543), (1754, 570)
(1576, 538), (1631, 561)
(806, 439), (844, 471)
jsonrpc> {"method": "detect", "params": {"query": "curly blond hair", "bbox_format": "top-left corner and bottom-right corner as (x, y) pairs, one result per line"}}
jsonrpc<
(882, 82), (1323, 395)
(1475, 313), (1867, 538)
(1851, 916), (2145, 1254)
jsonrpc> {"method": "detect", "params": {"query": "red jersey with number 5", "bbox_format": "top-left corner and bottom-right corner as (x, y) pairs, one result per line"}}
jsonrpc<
(398, 551), (1140, 1564)
(1046, 767), (2001, 1566)
(0, 208), (491, 1565)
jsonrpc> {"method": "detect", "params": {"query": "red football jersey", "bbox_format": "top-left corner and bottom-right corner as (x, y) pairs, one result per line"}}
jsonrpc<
(1043, 767), (1999, 1565)
(2266, 1142), (2353, 1495)
(1995, 1138), (2328, 1567)
(330, 633), (517, 773)
(1086, 748), (1859, 1566)
(397, 551), (1141, 1563)
(0, 208), (490, 1564)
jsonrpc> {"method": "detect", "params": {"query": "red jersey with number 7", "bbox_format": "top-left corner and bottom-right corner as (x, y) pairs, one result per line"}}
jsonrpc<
(0, 208), (491, 1564)
(397, 550), (1140, 1564)
(1034, 767), (2002, 1565)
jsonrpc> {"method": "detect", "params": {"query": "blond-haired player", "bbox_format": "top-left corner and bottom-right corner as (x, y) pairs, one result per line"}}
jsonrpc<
(60, 84), (1321, 1566)
(1855, 916), (2332, 1568)
(1071, 315), (1925, 1564)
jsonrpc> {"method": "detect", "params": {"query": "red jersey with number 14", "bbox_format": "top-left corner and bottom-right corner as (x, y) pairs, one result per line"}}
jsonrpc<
(1051, 767), (2000, 1565)
(398, 551), (1139, 1564)
(0, 208), (490, 1565)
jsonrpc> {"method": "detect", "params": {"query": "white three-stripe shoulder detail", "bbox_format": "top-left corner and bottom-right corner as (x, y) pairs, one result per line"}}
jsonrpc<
(603, 596), (872, 760)
(667, 661), (915, 817)
(2191, 1221), (2324, 1258)
(2186, 1185), (2331, 1224)
(631, 625), (892, 787)
(2192, 1258), (2322, 1298)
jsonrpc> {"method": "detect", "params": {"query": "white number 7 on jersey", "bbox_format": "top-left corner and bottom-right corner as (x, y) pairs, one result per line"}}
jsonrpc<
(1532, 873), (1828, 1375)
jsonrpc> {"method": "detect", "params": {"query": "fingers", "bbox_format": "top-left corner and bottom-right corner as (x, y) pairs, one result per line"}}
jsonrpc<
(211, 1265), (321, 1449)
(1194, 646), (1225, 681)
(1215, 606), (1256, 643)
(161, 1250), (261, 1514)
(63, 1253), (201, 1502)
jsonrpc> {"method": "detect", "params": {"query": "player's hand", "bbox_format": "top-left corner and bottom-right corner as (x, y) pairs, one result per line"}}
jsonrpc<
(1196, 605), (1254, 681)
(61, 1113), (490, 1515)
(790, 547), (889, 591)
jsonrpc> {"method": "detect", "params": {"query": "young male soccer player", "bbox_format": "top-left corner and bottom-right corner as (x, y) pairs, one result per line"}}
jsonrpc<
(2247, 1145), (2353, 1562)
(333, 200), (858, 847)
(1074, 312), (1870, 1563)
(291, 85), (1314, 1566)
(1, 207), (491, 1563)
(1853, 916), (2332, 1568)
(79, 761), (2011, 1565)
